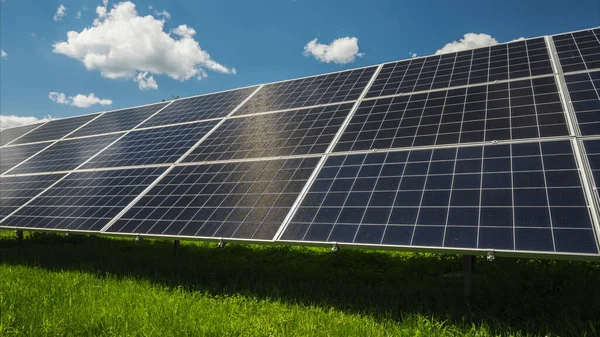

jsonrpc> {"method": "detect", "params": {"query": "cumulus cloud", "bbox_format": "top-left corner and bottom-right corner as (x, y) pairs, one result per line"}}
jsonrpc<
(49, 92), (112, 108)
(53, 1), (235, 90)
(76, 11), (82, 19)
(0, 115), (52, 130)
(154, 9), (170, 20)
(435, 33), (499, 55)
(54, 5), (67, 22)
(303, 37), (364, 65)
(1, 50), (6, 58)
(134, 72), (158, 90)
(409, 52), (417, 58)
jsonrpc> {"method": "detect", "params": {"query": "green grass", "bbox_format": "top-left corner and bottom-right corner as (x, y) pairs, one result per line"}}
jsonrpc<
(0, 230), (599, 336)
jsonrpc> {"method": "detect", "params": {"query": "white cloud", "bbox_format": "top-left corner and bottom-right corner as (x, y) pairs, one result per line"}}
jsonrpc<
(409, 52), (417, 58)
(134, 72), (158, 90)
(435, 33), (499, 55)
(1, 50), (6, 58)
(48, 92), (112, 108)
(76, 11), (82, 19)
(0, 115), (52, 130)
(303, 36), (364, 65)
(154, 9), (170, 20)
(54, 5), (67, 22)
(510, 37), (526, 42)
(54, 1), (235, 90)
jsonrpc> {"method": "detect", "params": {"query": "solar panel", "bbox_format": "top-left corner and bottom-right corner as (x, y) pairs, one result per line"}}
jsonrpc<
(106, 157), (319, 240)
(553, 28), (600, 73)
(139, 87), (258, 127)
(0, 123), (45, 146)
(66, 102), (169, 139)
(564, 71), (600, 136)
(281, 140), (598, 254)
(233, 67), (377, 116)
(0, 167), (166, 231)
(0, 173), (65, 221)
(8, 134), (122, 174)
(583, 139), (600, 195)
(10, 114), (99, 145)
(335, 76), (568, 153)
(80, 121), (219, 169)
(0, 142), (52, 174)
(183, 103), (354, 163)
(366, 38), (553, 98)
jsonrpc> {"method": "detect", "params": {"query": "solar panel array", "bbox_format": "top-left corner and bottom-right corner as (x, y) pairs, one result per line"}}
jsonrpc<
(1, 28), (600, 259)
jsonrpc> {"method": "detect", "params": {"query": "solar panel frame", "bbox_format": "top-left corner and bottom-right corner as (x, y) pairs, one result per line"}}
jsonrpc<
(139, 86), (259, 128)
(105, 157), (321, 241)
(552, 28), (600, 73)
(10, 113), (101, 145)
(66, 102), (170, 139)
(182, 103), (356, 163)
(0, 167), (168, 232)
(233, 67), (377, 116)
(279, 140), (599, 256)
(0, 142), (54, 174)
(0, 122), (47, 146)
(0, 173), (66, 222)
(7, 133), (123, 174)
(334, 76), (569, 153)
(80, 121), (220, 169)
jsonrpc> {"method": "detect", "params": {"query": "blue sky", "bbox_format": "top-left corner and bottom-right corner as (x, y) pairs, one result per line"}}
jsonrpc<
(0, 0), (599, 126)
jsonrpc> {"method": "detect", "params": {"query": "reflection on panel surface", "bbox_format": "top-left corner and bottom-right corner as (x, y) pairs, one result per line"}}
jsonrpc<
(107, 157), (319, 240)
(0, 173), (65, 221)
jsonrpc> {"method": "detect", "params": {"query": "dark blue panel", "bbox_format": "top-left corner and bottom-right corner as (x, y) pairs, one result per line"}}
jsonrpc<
(335, 76), (567, 153)
(565, 71), (600, 136)
(67, 102), (168, 138)
(367, 38), (552, 98)
(107, 157), (319, 240)
(282, 140), (598, 254)
(1, 123), (44, 146)
(9, 134), (122, 174)
(234, 67), (376, 116)
(11, 114), (99, 145)
(81, 121), (218, 169)
(0, 167), (166, 231)
(141, 87), (257, 127)
(553, 29), (600, 73)
(183, 103), (353, 162)
(584, 139), (600, 203)
(0, 142), (51, 174)
(0, 173), (65, 221)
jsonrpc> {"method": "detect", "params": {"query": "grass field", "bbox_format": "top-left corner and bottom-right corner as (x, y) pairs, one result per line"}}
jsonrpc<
(0, 230), (599, 336)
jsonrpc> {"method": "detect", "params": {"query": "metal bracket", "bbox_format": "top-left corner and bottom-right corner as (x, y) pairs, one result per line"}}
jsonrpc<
(65, 230), (70, 237)
(15, 229), (23, 242)
(135, 234), (142, 243)
(217, 238), (226, 248)
(331, 242), (339, 253)
(486, 251), (495, 262)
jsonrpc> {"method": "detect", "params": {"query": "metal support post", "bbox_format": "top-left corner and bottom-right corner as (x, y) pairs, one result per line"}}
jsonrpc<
(463, 255), (476, 298)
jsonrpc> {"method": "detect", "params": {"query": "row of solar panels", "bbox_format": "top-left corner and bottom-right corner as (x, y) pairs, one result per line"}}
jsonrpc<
(1, 28), (599, 259)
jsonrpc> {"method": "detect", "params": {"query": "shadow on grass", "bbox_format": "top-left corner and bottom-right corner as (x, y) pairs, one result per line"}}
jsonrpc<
(1, 231), (599, 336)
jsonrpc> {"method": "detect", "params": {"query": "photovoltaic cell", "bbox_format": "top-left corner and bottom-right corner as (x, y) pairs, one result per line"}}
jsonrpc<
(9, 134), (122, 174)
(234, 67), (377, 116)
(335, 76), (568, 153)
(183, 103), (354, 163)
(106, 157), (319, 240)
(67, 102), (169, 139)
(11, 114), (99, 145)
(282, 140), (598, 254)
(0, 173), (65, 221)
(0, 167), (166, 231)
(0, 142), (52, 174)
(553, 28), (600, 73)
(366, 38), (553, 98)
(564, 71), (600, 136)
(81, 121), (219, 169)
(584, 139), (600, 196)
(0, 123), (45, 146)
(140, 87), (258, 127)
